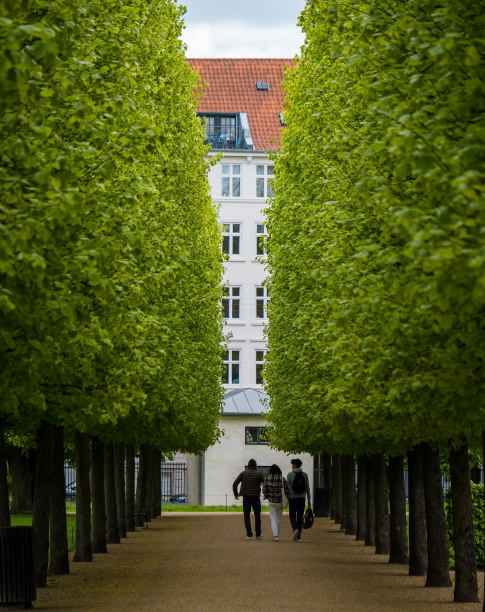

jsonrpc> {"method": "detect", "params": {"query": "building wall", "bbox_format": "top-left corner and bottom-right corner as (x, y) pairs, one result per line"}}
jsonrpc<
(200, 415), (314, 507)
(208, 150), (272, 390)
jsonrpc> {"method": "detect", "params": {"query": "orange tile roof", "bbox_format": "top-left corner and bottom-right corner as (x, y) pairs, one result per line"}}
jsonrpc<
(187, 58), (293, 152)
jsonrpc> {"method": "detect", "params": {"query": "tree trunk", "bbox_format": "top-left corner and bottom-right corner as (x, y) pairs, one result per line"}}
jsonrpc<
(48, 424), (69, 575)
(332, 455), (342, 525)
(482, 432), (485, 612)
(104, 441), (120, 543)
(322, 452), (332, 517)
(114, 443), (127, 538)
(374, 453), (390, 555)
(32, 421), (51, 587)
(72, 431), (92, 562)
(125, 443), (135, 532)
(389, 455), (408, 564)
(151, 447), (161, 518)
(407, 445), (428, 576)
(0, 421), (11, 527)
(422, 442), (451, 587)
(470, 466), (481, 484)
(365, 455), (376, 547)
(449, 443), (478, 602)
(356, 455), (367, 541)
(7, 445), (33, 513)
(342, 455), (356, 535)
(135, 444), (148, 518)
(90, 436), (107, 553)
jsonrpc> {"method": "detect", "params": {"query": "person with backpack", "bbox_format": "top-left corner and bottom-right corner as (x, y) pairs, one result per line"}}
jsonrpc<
(233, 458), (265, 540)
(287, 458), (312, 541)
(262, 464), (289, 541)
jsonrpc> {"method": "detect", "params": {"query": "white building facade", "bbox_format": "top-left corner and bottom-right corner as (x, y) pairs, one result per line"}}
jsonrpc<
(183, 59), (313, 506)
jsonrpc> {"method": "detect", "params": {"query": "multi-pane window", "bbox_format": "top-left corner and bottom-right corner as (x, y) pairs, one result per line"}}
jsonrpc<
(256, 165), (274, 198)
(222, 286), (241, 319)
(222, 223), (241, 256)
(205, 115), (237, 148)
(256, 286), (269, 319)
(222, 349), (240, 384)
(256, 223), (266, 256)
(245, 426), (269, 445)
(222, 164), (241, 197)
(255, 350), (267, 385)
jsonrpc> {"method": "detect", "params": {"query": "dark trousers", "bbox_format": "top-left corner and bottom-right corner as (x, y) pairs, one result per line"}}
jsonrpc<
(289, 497), (306, 534)
(243, 496), (261, 537)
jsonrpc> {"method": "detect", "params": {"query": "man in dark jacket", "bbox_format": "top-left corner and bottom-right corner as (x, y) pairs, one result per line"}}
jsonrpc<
(233, 459), (265, 539)
(287, 458), (312, 541)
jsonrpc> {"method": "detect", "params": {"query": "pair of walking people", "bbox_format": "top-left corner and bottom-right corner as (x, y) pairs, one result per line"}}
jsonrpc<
(232, 458), (311, 541)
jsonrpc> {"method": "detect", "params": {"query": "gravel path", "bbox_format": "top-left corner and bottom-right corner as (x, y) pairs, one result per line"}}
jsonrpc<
(35, 514), (483, 611)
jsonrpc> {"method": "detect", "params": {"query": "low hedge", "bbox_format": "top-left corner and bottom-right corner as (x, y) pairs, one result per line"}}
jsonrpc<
(445, 483), (484, 569)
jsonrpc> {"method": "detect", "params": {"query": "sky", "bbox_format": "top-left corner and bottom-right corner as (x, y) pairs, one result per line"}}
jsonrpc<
(179, 0), (307, 58)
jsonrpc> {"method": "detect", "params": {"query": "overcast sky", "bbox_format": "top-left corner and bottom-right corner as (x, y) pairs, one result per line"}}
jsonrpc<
(180, 0), (306, 58)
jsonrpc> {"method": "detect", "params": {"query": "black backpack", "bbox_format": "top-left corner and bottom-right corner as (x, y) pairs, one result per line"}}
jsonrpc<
(292, 471), (306, 494)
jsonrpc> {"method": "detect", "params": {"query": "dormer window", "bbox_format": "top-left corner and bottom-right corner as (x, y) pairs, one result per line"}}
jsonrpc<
(198, 112), (254, 150)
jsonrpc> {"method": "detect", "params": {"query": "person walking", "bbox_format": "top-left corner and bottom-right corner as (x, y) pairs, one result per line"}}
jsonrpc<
(262, 464), (289, 542)
(233, 458), (265, 540)
(287, 458), (312, 541)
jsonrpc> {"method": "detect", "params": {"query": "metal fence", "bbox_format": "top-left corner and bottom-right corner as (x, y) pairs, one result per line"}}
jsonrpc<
(64, 461), (187, 504)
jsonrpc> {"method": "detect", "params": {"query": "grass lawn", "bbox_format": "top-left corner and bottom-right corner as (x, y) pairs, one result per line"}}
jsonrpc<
(11, 512), (77, 552)
(162, 504), (277, 512)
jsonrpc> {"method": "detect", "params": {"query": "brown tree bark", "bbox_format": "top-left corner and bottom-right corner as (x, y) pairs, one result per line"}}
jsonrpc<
(151, 447), (161, 518)
(482, 432), (485, 612)
(104, 441), (120, 543)
(72, 431), (92, 562)
(322, 452), (332, 517)
(90, 436), (107, 553)
(422, 442), (451, 587)
(365, 455), (376, 547)
(389, 455), (408, 564)
(7, 445), (33, 513)
(342, 455), (356, 535)
(32, 421), (51, 587)
(374, 453), (390, 555)
(114, 443), (127, 538)
(125, 443), (135, 532)
(135, 444), (148, 519)
(0, 420), (11, 527)
(407, 445), (428, 576)
(356, 456), (367, 541)
(48, 424), (69, 575)
(449, 443), (478, 602)
(332, 454), (343, 525)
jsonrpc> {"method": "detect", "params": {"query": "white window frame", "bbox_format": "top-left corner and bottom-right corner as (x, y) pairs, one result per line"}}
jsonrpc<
(222, 223), (241, 256)
(256, 223), (267, 257)
(256, 164), (274, 198)
(222, 286), (241, 320)
(222, 164), (241, 197)
(255, 349), (267, 386)
(222, 348), (241, 385)
(255, 285), (269, 319)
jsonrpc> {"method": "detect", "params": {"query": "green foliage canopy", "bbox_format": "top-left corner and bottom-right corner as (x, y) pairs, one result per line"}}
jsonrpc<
(264, 0), (485, 455)
(0, 0), (223, 452)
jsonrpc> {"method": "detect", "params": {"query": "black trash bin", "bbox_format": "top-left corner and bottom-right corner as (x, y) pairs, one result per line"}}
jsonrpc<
(0, 526), (36, 608)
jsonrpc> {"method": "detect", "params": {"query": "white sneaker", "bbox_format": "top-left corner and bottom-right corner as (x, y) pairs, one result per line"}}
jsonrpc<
(293, 529), (299, 541)
(246, 536), (253, 540)
(273, 536), (279, 542)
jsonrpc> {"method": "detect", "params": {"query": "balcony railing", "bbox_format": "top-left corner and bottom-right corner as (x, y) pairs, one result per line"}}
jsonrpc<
(199, 113), (254, 150)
